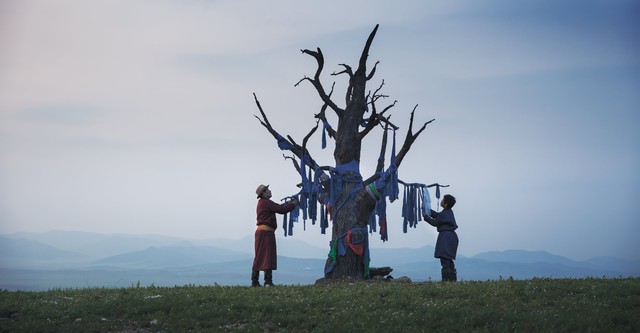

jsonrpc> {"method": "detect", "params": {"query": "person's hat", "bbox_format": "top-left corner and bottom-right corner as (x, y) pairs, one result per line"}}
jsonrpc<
(256, 184), (269, 198)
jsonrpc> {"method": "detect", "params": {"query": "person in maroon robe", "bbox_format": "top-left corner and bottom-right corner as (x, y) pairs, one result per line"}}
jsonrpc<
(252, 184), (298, 287)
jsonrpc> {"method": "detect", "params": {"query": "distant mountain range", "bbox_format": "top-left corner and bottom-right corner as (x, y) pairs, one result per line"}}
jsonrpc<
(1, 231), (638, 291)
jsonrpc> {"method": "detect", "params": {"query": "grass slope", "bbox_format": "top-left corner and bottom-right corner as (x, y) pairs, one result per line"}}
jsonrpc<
(1, 278), (638, 332)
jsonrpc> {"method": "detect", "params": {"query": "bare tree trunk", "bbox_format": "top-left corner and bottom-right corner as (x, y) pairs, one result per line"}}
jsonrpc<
(323, 182), (377, 279)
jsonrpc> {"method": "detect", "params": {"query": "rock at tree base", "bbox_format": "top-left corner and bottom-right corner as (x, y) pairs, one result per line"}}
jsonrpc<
(370, 266), (393, 277)
(315, 266), (412, 284)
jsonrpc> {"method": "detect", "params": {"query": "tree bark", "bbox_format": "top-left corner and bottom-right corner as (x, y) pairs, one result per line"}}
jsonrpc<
(323, 181), (377, 279)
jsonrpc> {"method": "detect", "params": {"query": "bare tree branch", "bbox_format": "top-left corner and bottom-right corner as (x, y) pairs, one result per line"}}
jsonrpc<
(298, 48), (344, 117)
(253, 92), (279, 138)
(375, 122), (389, 174)
(358, 24), (379, 75)
(367, 60), (380, 81)
(313, 83), (337, 141)
(358, 105), (378, 139)
(395, 104), (435, 168)
(314, 102), (336, 139)
(283, 154), (301, 173)
(358, 101), (397, 140)
(333, 64), (353, 77)
(302, 120), (320, 154)
(294, 76), (313, 87)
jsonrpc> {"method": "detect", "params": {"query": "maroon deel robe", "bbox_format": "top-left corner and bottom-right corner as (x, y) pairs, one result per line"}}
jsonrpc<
(252, 198), (296, 271)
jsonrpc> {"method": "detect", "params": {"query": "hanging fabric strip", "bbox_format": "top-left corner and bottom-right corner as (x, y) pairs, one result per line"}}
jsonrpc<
(422, 186), (431, 217)
(286, 196), (299, 237)
(402, 185), (409, 233)
(368, 211), (377, 233)
(376, 192), (388, 241)
(417, 186), (424, 221)
(401, 183), (428, 232)
(320, 204), (328, 234)
(282, 213), (288, 237)
(386, 130), (399, 202)
(299, 155), (309, 221)
(321, 121), (330, 149)
(288, 213), (294, 236)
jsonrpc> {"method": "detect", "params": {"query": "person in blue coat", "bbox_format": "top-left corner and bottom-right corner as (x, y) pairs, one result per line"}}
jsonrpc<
(422, 194), (459, 282)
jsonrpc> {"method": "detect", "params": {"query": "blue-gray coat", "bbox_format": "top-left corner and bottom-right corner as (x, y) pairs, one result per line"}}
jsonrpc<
(424, 208), (459, 260)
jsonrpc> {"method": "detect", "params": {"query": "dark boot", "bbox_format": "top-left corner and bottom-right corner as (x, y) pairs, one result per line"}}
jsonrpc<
(251, 271), (261, 287)
(441, 268), (457, 282)
(264, 270), (274, 287)
(441, 268), (448, 282)
(449, 268), (458, 282)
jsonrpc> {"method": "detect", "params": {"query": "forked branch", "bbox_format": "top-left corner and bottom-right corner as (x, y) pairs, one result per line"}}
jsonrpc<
(297, 48), (344, 117)
(395, 104), (435, 167)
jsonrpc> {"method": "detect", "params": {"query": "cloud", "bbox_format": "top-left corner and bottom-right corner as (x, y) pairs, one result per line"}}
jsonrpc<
(0, 0), (638, 261)
(18, 104), (106, 125)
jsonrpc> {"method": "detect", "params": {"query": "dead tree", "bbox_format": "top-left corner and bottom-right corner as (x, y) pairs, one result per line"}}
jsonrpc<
(254, 24), (440, 281)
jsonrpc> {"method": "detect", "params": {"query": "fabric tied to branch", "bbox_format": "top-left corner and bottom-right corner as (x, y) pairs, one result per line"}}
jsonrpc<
(287, 154), (328, 234)
(298, 155), (311, 221)
(320, 204), (328, 234)
(365, 128), (400, 242)
(386, 130), (399, 202)
(377, 197), (388, 242)
(281, 195), (300, 237)
(276, 134), (293, 151)
(422, 186), (431, 215)
(324, 227), (370, 278)
(329, 160), (362, 213)
(402, 183), (424, 233)
(321, 120), (332, 149)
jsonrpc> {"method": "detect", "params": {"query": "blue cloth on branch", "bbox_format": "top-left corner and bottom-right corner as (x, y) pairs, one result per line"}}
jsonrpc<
(277, 134), (293, 151)
(386, 130), (399, 202)
(402, 183), (424, 233)
(422, 187), (431, 215)
(321, 120), (332, 149)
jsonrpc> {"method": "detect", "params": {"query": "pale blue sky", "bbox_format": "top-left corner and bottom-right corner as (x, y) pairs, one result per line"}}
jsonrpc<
(1, 0), (638, 261)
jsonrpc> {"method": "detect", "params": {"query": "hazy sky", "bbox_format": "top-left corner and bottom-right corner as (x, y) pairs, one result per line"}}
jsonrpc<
(1, 0), (638, 261)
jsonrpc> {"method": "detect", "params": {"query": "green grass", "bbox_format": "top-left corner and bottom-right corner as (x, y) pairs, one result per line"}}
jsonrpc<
(1, 278), (639, 332)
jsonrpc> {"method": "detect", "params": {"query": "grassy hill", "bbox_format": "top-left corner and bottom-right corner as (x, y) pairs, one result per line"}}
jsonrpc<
(1, 278), (638, 332)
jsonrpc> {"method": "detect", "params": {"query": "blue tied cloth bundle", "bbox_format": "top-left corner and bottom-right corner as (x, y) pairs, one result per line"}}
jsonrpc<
(307, 169), (320, 225)
(402, 183), (425, 233)
(282, 195), (300, 237)
(324, 227), (370, 278)
(282, 158), (330, 237)
(366, 129), (399, 242)
(272, 125), (332, 236)
(321, 120), (333, 149)
(329, 160), (362, 212)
